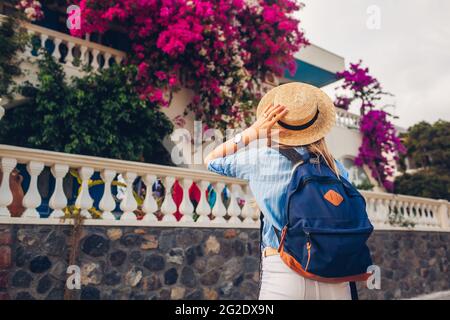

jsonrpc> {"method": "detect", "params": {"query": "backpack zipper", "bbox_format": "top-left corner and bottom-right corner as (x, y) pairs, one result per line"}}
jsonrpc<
(305, 231), (312, 272)
(301, 176), (340, 188)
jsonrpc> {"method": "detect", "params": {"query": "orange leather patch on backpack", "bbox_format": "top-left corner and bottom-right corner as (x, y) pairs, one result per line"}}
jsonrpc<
(324, 190), (344, 206)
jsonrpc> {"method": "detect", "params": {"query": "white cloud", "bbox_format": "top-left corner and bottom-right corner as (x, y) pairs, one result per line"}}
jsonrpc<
(298, 0), (450, 128)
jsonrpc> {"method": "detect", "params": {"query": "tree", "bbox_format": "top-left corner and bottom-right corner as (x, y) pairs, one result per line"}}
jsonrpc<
(400, 120), (450, 171)
(395, 120), (450, 200)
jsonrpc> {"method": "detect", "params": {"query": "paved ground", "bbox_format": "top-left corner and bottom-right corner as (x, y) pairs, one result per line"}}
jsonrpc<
(408, 290), (450, 300)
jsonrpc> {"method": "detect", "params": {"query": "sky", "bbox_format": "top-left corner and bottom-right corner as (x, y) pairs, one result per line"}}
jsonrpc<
(297, 0), (450, 129)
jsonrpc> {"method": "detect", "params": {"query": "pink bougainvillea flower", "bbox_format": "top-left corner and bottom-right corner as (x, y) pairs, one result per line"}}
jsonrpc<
(154, 71), (167, 80)
(168, 75), (178, 86)
(69, 0), (308, 130)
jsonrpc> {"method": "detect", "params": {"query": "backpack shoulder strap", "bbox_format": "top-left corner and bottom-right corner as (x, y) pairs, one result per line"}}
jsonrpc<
(277, 147), (309, 165)
(350, 282), (359, 300)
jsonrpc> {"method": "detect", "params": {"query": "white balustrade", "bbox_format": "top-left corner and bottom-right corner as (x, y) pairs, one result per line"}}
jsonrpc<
(80, 46), (88, 67)
(40, 34), (48, 50)
(196, 181), (212, 222)
(142, 174), (158, 222)
(179, 178), (195, 222)
(91, 49), (100, 70)
(366, 197), (376, 223)
(227, 184), (242, 224)
(212, 183), (227, 223)
(17, 18), (126, 75)
(241, 185), (255, 224)
(250, 198), (261, 222)
(75, 167), (94, 218)
(52, 38), (62, 61)
(0, 158), (17, 217)
(99, 169), (116, 220)
(49, 164), (69, 218)
(160, 177), (177, 222)
(104, 52), (112, 69)
(0, 144), (449, 232)
(66, 42), (75, 66)
(22, 161), (44, 218)
(24, 29), (34, 56)
(336, 109), (361, 129)
(380, 199), (390, 226)
(119, 172), (138, 221)
(437, 200), (450, 229)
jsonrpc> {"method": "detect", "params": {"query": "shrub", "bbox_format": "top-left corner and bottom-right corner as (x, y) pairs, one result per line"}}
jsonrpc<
(394, 170), (449, 201)
(0, 14), (28, 98)
(0, 53), (173, 164)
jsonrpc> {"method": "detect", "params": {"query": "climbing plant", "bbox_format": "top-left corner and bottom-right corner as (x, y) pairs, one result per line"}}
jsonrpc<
(0, 52), (174, 164)
(0, 14), (28, 98)
(335, 61), (405, 191)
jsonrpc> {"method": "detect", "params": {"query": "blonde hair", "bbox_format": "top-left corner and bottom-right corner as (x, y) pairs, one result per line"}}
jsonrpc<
(306, 138), (339, 177)
(280, 138), (340, 177)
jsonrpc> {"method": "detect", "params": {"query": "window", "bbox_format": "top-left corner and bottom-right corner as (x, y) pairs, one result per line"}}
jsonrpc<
(341, 157), (371, 187)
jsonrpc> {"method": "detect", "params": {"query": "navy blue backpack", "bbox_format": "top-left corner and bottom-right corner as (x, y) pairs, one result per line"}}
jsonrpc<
(274, 148), (373, 285)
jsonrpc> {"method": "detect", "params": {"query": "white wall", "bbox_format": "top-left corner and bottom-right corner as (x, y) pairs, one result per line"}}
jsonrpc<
(326, 125), (361, 161)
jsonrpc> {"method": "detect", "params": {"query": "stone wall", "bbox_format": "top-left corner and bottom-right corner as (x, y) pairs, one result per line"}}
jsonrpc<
(0, 224), (261, 300)
(358, 230), (449, 300)
(0, 224), (448, 300)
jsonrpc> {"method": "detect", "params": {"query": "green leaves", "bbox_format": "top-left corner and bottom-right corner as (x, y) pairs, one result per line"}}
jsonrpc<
(395, 170), (450, 201)
(395, 120), (450, 200)
(403, 120), (450, 170)
(0, 53), (173, 164)
(0, 15), (28, 98)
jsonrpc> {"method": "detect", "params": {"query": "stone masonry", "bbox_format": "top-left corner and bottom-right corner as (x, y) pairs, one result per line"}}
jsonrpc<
(0, 224), (448, 300)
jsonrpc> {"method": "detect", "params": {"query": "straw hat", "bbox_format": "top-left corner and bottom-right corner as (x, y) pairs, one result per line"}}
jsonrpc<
(256, 82), (336, 146)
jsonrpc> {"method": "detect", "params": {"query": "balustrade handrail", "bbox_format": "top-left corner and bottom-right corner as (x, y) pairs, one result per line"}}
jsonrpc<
(0, 13), (126, 59)
(335, 108), (360, 118)
(335, 108), (361, 129)
(1, 13), (126, 75)
(9, 146), (449, 198)
(334, 108), (405, 133)
(0, 144), (247, 186)
(0, 144), (449, 231)
(361, 190), (448, 206)
(21, 20), (127, 59)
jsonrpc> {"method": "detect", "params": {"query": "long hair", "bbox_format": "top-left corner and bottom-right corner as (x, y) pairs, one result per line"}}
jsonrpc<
(278, 138), (340, 177)
(306, 138), (339, 177)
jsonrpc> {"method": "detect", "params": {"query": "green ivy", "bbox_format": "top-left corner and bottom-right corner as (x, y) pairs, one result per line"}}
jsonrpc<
(0, 14), (28, 98)
(0, 53), (174, 164)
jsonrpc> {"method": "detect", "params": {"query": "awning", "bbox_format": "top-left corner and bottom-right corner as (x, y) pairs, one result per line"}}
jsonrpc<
(284, 44), (345, 88)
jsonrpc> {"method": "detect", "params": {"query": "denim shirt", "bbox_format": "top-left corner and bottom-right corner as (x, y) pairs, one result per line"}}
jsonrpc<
(207, 146), (349, 251)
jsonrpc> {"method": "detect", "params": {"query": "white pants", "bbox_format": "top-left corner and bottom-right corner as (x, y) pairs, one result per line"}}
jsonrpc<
(258, 254), (352, 300)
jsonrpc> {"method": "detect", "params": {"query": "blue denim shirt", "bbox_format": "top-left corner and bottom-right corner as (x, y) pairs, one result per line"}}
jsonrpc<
(207, 146), (349, 250)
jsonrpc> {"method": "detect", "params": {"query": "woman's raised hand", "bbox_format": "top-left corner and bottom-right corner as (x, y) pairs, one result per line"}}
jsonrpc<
(246, 103), (288, 139)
